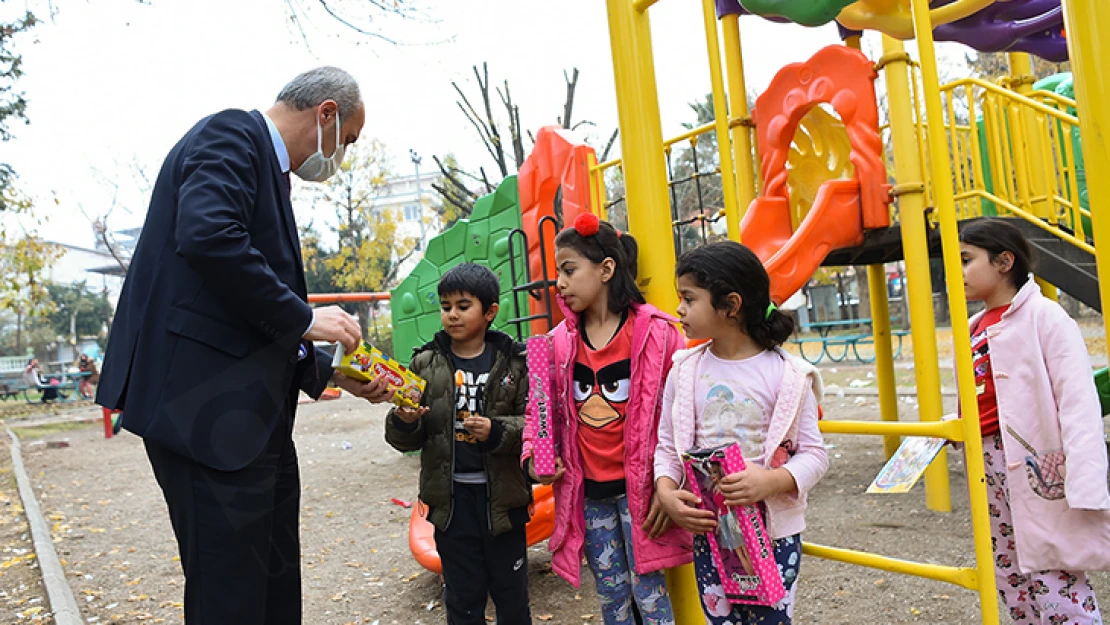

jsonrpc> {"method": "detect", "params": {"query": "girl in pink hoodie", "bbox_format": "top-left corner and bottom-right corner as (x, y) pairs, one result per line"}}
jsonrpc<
(960, 218), (1110, 624)
(521, 214), (688, 625)
(655, 242), (828, 625)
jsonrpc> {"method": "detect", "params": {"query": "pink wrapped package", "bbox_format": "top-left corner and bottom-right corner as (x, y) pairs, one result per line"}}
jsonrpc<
(683, 443), (786, 607)
(526, 335), (560, 476)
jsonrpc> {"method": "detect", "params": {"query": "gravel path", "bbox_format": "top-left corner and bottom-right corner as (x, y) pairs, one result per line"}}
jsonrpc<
(13, 394), (1110, 624)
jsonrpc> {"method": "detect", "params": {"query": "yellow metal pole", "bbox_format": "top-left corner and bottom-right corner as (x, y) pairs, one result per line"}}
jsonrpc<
(701, 0), (740, 242)
(605, 2), (695, 621)
(879, 35), (952, 512)
(868, 265), (902, 458)
(909, 1), (1000, 621)
(720, 13), (757, 238)
(605, 0), (679, 316)
(1062, 0), (1110, 331)
(1034, 276), (1058, 302)
(844, 34), (902, 458)
(1007, 53), (1052, 222)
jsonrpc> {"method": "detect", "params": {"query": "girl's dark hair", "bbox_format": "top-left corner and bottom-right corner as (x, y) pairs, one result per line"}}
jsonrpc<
(554, 218), (646, 314)
(676, 241), (795, 350)
(959, 218), (1035, 288)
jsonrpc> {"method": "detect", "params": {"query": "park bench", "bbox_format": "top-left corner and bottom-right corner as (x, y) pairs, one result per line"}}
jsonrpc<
(0, 369), (85, 403)
(788, 318), (910, 365)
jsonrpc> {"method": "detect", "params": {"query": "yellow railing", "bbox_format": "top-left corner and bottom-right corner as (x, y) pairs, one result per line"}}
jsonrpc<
(919, 77), (1093, 253)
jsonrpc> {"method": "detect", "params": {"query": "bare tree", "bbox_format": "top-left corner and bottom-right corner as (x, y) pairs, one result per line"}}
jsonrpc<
(434, 63), (616, 221)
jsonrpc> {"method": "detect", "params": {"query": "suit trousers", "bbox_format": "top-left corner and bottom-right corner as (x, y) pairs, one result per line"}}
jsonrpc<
(145, 408), (301, 625)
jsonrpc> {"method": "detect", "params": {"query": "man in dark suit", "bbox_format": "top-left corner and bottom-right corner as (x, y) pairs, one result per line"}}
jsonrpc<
(97, 66), (383, 625)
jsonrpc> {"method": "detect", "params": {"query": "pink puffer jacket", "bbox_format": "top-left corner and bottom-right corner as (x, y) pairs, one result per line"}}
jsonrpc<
(522, 299), (693, 587)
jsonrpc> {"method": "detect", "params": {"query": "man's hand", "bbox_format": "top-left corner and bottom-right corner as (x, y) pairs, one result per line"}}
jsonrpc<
(333, 372), (397, 404)
(463, 415), (492, 442)
(656, 477), (717, 534)
(718, 465), (797, 507)
(305, 306), (360, 352)
(527, 455), (566, 485)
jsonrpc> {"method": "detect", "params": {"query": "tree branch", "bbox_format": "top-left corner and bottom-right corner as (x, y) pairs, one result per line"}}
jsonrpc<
(600, 127), (620, 162)
(561, 67), (579, 129)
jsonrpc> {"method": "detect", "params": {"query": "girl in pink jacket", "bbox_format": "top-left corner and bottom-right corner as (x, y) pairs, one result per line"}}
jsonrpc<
(655, 241), (828, 625)
(960, 218), (1110, 624)
(521, 214), (689, 625)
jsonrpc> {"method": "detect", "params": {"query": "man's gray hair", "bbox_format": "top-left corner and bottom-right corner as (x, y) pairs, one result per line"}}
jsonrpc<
(276, 66), (362, 120)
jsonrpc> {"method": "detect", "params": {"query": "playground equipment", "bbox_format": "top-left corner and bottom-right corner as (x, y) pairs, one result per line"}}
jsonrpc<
(371, 0), (1110, 621)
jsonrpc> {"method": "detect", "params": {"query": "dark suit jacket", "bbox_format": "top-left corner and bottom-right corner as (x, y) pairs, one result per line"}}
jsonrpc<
(97, 109), (332, 471)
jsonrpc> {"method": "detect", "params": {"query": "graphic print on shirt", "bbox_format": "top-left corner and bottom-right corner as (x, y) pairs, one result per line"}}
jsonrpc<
(455, 369), (488, 444)
(574, 359), (631, 428)
(697, 375), (767, 462)
(972, 326), (990, 396)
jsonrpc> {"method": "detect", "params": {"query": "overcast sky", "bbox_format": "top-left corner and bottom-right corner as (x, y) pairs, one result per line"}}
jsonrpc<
(0, 0), (969, 249)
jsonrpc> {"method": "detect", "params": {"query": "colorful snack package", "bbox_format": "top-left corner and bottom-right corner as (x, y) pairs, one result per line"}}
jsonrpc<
(682, 443), (786, 607)
(526, 335), (560, 475)
(331, 341), (426, 409)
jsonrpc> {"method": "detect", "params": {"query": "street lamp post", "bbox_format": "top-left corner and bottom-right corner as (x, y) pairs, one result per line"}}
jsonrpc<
(409, 149), (426, 249)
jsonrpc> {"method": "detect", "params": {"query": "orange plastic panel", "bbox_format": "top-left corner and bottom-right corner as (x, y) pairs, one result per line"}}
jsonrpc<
(743, 45), (891, 304)
(408, 484), (555, 574)
(518, 126), (597, 334)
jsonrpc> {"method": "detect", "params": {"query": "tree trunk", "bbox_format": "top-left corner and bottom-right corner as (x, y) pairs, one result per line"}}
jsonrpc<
(70, 311), (78, 363)
(854, 265), (870, 323)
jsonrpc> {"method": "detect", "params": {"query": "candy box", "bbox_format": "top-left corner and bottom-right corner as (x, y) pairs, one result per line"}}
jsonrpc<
(682, 443), (785, 607)
(331, 341), (426, 409)
(526, 335), (560, 475)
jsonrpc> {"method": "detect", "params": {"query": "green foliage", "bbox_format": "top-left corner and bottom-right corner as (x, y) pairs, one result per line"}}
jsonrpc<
(44, 282), (113, 343)
(0, 236), (62, 320)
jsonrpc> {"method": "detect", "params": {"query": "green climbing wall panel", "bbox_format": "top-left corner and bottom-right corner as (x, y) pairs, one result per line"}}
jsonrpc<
(390, 176), (530, 362)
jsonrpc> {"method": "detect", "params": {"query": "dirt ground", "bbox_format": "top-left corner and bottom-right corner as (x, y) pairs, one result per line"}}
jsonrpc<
(0, 433), (55, 623)
(11, 373), (1110, 625)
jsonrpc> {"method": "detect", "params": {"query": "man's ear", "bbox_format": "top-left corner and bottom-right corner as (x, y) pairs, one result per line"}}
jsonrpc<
(317, 99), (339, 124)
(485, 302), (500, 325)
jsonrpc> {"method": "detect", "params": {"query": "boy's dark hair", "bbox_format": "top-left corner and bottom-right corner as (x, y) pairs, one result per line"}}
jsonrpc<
(959, 218), (1035, 289)
(438, 263), (501, 312)
(554, 218), (646, 314)
(676, 241), (795, 351)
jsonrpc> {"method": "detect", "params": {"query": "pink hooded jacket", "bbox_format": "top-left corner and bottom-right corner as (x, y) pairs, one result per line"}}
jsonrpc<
(969, 277), (1110, 574)
(521, 299), (693, 587)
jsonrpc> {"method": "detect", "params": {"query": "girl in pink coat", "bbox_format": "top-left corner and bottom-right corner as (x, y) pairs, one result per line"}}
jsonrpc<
(960, 218), (1110, 624)
(521, 214), (689, 625)
(654, 241), (827, 625)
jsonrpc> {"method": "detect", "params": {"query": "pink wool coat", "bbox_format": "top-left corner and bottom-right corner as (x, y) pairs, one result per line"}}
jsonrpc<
(521, 300), (693, 587)
(972, 277), (1110, 574)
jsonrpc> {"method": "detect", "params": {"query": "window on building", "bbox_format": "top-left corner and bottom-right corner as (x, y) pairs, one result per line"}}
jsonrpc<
(404, 204), (421, 221)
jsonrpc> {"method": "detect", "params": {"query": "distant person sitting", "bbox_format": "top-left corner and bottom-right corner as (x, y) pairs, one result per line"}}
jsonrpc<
(24, 358), (62, 402)
(78, 354), (99, 399)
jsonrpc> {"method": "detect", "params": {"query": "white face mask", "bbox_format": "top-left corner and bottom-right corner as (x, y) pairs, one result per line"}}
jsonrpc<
(293, 112), (345, 182)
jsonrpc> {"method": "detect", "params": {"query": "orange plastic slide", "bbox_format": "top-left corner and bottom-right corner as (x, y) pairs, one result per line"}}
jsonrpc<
(517, 126), (596, 334)
(742, 45), (891, 304)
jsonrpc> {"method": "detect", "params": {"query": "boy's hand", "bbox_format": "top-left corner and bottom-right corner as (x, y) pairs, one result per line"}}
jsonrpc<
(718, 465), (796, 507)
(462, 415), (491, 441)
(643, 491), (674, 539)
(657, 478), (717, 534)
(528, 456), (565, 485)
(394, 405), (429, 423)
